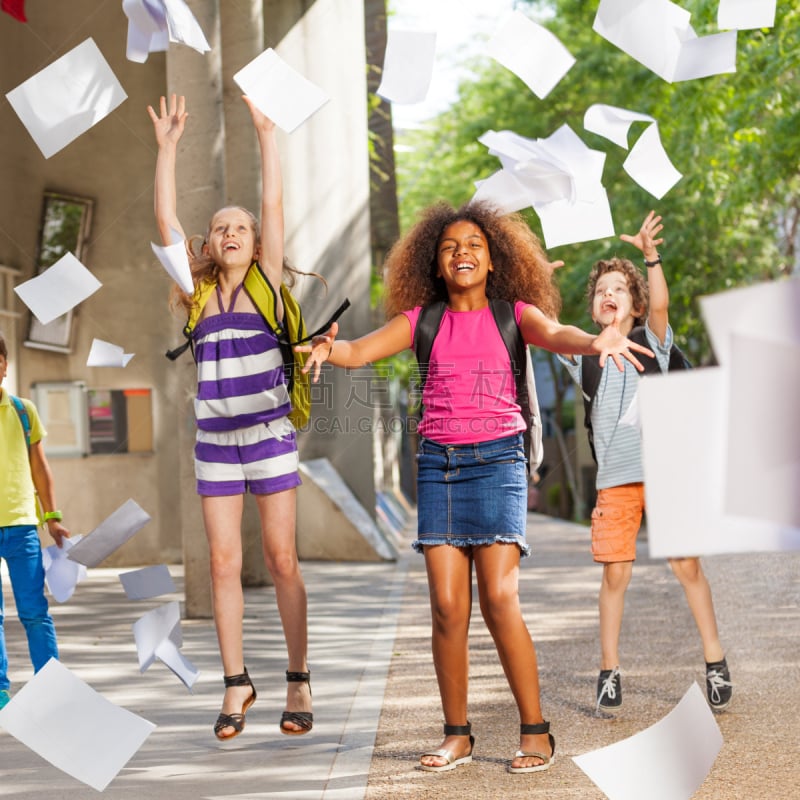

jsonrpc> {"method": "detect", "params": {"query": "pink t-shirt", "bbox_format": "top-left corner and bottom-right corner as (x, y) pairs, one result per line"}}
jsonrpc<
(403, 301), (530, 445)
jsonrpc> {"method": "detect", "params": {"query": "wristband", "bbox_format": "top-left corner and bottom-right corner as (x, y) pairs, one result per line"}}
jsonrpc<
(644, 254), (662, 267)
(43, 510), (63, 522)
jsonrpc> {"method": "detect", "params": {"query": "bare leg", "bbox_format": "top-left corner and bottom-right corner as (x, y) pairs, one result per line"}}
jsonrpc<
(202, 494), (254, 737)
(419, 544), (473, 769)
(599, 560), (633, 669)
(474, 544), (551, 770)
(668, 557), (724, 662)
(255, 489), (312, 730)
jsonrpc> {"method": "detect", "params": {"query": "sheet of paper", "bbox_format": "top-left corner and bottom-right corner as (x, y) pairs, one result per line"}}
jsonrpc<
(13, 252), (102, 325)
(163, 0), (211, 53)
(699, 276), (800, 366)
(584, 103), (655, 149)
(150, 237), (194, 294)
(42, 536), (87, 603)
(119, 564), (176, 600)
(66, 499), (152, 567)
(132, 602), (182, 672)
(593, 0), (737, 83)
(472, 169), (531, 215)
(639, 368), (800, 557)
(153, 638), (199, 691)
(123, 0), (168, 63)
(87, 338), (134, 368)
(5, 38), (127, 158)
(534, 191), (616, 248)
(718, 0), (776, 30)
(725, 334), (800, 528)
(0, 659), (155, 792)
(623, 123), (683, 199)
(233, 48), (330, 134)
(376, 30), (436, 104)
(573, 683), (723, 800)
(487, 10), (575, 99)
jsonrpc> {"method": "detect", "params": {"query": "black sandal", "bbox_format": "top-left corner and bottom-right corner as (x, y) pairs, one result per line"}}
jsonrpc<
(280, 670), (313, 735)
(508, 721), (555, 774)
(214, 667), (257, 740)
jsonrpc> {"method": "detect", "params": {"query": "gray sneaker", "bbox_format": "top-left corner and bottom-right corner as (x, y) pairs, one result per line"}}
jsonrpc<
(705, 657), (732, 711)
(596, 667), (622, 712)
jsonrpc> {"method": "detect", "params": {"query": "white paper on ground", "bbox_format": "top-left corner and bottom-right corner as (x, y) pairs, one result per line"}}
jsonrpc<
(0, 659), (155, 792)
(376, 30), (436, 104)
(42, 536), (87, 603)
(5, 38), (127, 158)
(573, 683), (722, 800)
(487, 10), (575, 99)
(87, 338), (134, 367)
(233, 49), (330, 133)
(639, 368), (800, 557)
(717, 0), (776, 30)
(66, 499), (152, 567)
(119, 564), (176, 600)
(13, 253), (102, 325)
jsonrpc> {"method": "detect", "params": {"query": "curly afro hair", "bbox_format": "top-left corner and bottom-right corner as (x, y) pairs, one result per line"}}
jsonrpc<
(383, 201), (561, 320)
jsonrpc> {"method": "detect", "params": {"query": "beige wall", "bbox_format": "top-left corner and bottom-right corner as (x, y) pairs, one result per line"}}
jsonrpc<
(0, 1), (377, 608)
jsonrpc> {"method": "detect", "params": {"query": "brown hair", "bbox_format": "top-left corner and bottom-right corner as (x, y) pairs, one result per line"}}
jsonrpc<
(586, 257), (648, 327)
(0, 330), (7, 359)
(384, 201), (561, 319)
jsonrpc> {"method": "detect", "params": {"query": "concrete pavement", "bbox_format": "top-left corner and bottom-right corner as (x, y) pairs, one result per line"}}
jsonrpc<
(1, 515), (798, 799)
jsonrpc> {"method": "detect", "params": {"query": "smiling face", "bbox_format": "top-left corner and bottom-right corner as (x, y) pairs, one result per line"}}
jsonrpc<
(204, 207), (259, 270)
(436, 220), (493, 297)
(592, 270), (641, 332)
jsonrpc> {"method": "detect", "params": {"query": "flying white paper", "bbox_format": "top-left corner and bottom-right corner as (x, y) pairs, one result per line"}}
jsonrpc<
(119, 564), (176, 600)
(623, 123), (683, 199)
(87, 338), (135, 368)
(66, 499), (152, 567)
(593, 0), (737, 83)
(123, 0), (169, 62)
(584, 103), (655, 149)
(639, 367), (800, 557)
(14, 253), (102, 325)
(472, 169), (532, 215)
(132, 602), (198, 690)
(5, 38), (127, 158)
(0, 659), (155, 792)
(376, 30), (437, 104)
(42, 536), (87, 603)
(717, 0), (776, 30)
(150, 237), (194, 294)
(233, 49), (330, 134)
(573, 683), (723, 800)
(487, 10), (575, 99)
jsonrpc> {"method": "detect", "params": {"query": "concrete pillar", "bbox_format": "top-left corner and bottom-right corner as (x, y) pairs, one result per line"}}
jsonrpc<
(167, 0), (225, 618)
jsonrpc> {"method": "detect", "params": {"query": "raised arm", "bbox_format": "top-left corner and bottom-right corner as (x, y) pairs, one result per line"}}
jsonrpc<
(146, 94), (188, 245)
(620, 210), (668, 343)
(243, 97), (284, 291)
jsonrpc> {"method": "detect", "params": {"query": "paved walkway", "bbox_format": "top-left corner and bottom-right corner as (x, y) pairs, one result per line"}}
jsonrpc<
(1, 515), (798, 799)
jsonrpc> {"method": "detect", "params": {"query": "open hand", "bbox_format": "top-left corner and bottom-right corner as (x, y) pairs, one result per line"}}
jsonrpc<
(297, 322), (338, 382)
(147, 94), (188, 147)
(593, 314), (654, 371)
(620, 210), (663, 260)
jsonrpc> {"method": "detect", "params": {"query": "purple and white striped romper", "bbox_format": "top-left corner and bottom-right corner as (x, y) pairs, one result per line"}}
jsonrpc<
(192, 307), (301, 497)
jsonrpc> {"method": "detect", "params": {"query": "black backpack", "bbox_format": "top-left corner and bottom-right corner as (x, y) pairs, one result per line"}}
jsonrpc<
(580, 326), (691, 462)
(413, 299), (543, 473)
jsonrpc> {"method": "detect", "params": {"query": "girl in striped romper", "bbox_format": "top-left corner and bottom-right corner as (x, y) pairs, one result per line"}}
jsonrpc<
(149, 94), (313, 740)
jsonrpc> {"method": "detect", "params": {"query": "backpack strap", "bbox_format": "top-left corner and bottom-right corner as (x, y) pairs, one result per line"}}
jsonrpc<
(412, 301), (448, 414)
(10, 394), (32, 457)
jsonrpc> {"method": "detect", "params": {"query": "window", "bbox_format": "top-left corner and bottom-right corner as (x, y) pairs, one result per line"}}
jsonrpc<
(25, 192), (94, 353)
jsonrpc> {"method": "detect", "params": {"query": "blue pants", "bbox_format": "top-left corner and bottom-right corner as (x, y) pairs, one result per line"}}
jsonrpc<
(0, 525), (59, 690)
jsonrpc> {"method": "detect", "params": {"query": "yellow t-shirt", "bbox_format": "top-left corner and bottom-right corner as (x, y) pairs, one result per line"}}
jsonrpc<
(0, 389), (45, 527)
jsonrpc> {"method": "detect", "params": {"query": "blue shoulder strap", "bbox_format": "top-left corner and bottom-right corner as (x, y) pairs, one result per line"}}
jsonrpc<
(10, 394), (32, 456)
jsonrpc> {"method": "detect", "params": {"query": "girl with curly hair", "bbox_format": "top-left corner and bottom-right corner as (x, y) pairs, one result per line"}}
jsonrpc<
(300, 201), (651, 775)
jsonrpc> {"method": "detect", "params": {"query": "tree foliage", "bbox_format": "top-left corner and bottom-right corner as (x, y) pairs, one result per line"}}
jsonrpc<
(396, 0), (799, 364)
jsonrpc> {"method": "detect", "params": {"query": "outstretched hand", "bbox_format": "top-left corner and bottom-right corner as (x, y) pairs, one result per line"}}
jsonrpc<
(592, 314), (654, 371)
(147, 93), (188, 147)
(620, 209), (663, 259)
(297, 322), (338, 382)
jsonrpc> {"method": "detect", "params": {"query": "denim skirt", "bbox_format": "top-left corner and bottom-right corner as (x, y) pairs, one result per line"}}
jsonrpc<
(412, 432), (530, 557)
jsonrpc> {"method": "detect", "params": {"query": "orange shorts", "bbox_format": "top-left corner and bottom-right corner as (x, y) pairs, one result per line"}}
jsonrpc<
(590, 483), (645, 563)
